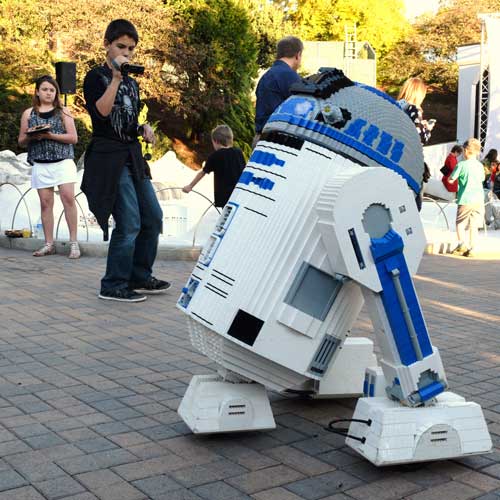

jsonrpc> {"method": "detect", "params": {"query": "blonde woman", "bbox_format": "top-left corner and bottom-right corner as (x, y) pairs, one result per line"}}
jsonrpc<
(397, 77), (435, 145)
(398, 77), (434, 209)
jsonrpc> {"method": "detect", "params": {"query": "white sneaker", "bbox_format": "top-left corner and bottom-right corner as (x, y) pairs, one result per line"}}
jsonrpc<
(68, 241), (81, 259)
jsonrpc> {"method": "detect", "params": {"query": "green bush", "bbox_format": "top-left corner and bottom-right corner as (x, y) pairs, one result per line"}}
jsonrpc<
(223, 96), (255, 159)
(165, 0), (258, 150)
(73, 116), (92, 160)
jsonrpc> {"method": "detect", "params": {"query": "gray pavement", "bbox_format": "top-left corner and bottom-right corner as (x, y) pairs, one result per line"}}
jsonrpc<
(0, 246), (499, 500)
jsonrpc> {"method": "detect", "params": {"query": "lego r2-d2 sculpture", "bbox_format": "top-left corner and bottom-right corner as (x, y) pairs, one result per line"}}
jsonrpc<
(177, 69), (491, 466)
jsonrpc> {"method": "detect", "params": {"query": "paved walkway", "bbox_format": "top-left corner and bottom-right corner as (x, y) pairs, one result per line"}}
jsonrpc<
(0, 247), (499, 500)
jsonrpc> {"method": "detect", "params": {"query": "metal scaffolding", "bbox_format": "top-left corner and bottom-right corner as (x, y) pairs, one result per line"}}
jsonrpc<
(344, 24), (357, 79)
(478, 15), (489, 149)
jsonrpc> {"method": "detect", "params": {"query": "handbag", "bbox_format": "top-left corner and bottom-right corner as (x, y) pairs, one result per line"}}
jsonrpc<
(440, 165), (451, 176)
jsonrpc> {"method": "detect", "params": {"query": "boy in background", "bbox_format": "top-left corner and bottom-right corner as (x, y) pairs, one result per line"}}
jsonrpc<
(183, 125), (245, 208)
(449, 138), (485, 258)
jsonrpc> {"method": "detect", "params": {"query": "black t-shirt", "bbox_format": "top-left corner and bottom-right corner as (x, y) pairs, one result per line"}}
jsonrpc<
(203, 147), (245, 207)
(83, 64), (141, 143)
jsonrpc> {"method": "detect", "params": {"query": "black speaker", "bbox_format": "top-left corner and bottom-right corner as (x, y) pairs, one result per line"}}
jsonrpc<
(55, 62), (76, 94)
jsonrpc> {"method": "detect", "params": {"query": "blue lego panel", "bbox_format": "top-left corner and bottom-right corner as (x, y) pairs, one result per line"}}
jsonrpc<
(249, 151), (286, 168)
(238, 172), (275, 191)
(214, 202), (239, 237)
(178, 278), (200, 309)
(278, 96), (315, 117)
(370, 230), (433, 366)
(377, 131), (393, 155)
(198, 235), (221, 267)
(363, 375), (369, 396)
(418, 381), (446, 402)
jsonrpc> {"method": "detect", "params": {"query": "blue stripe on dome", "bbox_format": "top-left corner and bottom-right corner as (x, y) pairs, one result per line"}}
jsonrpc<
(267, 113), (420, 193)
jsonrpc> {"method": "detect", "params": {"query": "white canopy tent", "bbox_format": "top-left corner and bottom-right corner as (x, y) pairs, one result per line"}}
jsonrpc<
(456, 14), (500, 150)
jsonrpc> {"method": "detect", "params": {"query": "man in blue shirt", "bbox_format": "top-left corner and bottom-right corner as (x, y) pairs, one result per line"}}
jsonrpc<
(254, 36), (303, 144)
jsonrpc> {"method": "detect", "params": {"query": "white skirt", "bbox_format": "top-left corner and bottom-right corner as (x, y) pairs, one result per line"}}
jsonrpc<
(31, 158), (78, 189)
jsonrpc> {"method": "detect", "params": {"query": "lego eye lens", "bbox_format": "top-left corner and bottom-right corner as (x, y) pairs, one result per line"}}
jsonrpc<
(362, 204), (392, 239)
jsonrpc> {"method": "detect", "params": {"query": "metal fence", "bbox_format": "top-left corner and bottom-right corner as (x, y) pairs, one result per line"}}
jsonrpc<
(3, 183), (497, 246)
(1, 183), (220, 248)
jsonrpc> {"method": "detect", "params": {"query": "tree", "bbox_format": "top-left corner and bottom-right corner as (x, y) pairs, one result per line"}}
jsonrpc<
(0, 0), (181, 156)
(237, 0), (293, 67)
(0, 0), (53, 88)
(379, 0), (500, 92)
(164, 0), (259, 153)
(290, 0), (409, 57)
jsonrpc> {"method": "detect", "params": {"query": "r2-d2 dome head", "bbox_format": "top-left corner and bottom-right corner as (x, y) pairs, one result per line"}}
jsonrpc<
(263, 68), (424, 195)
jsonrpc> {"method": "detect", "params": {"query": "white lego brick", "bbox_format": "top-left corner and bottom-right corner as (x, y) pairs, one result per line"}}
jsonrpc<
(347, 393), (492, 465)
(365, 366), (387, 397)
(178, 375), (276, 434)
(315, 337), (377, 397)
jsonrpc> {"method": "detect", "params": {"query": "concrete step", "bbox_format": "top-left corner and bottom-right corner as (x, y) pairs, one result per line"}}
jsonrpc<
(0, 235), (201, 261)
(424, 227), (500, 259)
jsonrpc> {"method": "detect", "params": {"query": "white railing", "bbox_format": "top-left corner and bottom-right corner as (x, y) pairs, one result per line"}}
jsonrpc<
(4, 185), (220, 248)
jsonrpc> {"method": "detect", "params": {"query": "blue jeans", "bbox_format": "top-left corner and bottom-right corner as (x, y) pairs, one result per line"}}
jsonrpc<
(101, 167), (163, 292)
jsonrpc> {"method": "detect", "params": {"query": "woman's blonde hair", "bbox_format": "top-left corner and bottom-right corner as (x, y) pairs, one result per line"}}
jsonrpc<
(397, 77), (428, 107)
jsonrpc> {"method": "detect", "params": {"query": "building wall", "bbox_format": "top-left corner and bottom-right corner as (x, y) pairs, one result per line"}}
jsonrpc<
(456, 44), (481, 143)
(302, 41), (376, 87)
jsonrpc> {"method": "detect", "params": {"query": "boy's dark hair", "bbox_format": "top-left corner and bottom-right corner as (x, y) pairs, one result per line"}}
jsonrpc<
(277, 36), (303, 59)
(104, 19), (139, 44)
(484, 148), (498, 163)
(211, 124), (233, 147)
(451, 145), (463, 155)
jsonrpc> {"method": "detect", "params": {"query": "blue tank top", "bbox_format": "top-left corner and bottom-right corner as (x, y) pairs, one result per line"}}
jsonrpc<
(27, 108), (74, 164)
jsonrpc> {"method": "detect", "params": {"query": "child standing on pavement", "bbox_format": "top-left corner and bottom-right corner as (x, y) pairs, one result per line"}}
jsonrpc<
(18, 75), (80, 259)
(82, 19), (170, 303)
(183, 125), (245, 208)
(449, 138), (485, 258)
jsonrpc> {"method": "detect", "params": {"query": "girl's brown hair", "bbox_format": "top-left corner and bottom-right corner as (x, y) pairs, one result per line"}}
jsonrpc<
(32, 75), (63, 115)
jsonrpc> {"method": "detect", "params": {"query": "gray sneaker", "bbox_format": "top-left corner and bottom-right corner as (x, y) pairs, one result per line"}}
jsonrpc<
(98, 289), (147, 303)
(129, 277), (171, 295)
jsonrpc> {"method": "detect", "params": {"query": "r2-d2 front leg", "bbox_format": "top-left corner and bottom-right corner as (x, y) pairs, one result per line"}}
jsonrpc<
(348, 278), (492, 465)
(320, 168), (492, 465)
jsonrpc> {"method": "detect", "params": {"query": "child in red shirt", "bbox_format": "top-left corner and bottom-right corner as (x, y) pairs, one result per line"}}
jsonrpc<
(441, 144), (463, 193)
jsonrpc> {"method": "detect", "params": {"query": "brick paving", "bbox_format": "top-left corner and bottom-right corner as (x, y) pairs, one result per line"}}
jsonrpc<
(0, 246), (499, 499)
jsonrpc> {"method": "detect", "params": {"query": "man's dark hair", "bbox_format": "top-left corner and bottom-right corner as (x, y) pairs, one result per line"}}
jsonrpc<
(104, 19), (139, 44)
(451, 145), (463, 155)
(276, 36), (303, 59)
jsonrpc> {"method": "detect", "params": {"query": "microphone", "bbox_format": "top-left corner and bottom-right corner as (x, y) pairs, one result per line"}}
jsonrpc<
(111, 59), (145, 76)
(121, 63), (145, 76)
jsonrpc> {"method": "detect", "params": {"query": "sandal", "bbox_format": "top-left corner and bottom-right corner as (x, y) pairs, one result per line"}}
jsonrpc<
(68, 241), (81, 259)
(33, 242), (55, 257)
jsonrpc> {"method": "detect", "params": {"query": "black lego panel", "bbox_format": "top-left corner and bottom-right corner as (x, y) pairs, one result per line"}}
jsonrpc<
(227, 309), (264, 346)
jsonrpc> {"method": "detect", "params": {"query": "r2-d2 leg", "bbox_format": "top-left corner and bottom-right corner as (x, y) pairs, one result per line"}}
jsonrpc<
(338, 190), (491, 465)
